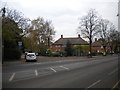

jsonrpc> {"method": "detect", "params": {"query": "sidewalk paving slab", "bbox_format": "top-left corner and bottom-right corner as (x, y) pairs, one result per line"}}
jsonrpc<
(2, 54), (118, 66)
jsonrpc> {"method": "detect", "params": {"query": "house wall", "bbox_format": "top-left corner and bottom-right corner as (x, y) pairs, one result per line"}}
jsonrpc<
(51, 44), (111, 53)
(50, 45), (64, 52)
(51, 44), (79, 52)
(92, 46), (102, 52)
(92, 46), (111, 53)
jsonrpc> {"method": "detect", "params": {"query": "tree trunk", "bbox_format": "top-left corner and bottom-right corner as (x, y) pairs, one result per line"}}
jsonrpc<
(89, 38), (92, 58)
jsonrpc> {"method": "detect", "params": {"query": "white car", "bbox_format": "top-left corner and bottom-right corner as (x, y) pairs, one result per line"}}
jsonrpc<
(25, 53), (37, 62)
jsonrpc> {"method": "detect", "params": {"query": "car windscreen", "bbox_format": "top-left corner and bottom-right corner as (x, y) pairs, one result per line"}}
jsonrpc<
(27, 54), (35, 57)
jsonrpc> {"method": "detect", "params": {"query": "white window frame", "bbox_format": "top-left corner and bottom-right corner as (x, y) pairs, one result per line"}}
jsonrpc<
(56, 45), (61, 47)
(56, 49), (60, 52)
(62, 45), (66, 47)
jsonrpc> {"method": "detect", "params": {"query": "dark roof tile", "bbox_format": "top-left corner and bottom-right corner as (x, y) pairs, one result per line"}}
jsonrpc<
(54, 37), (88, 45)
(92, 41), (102, 47)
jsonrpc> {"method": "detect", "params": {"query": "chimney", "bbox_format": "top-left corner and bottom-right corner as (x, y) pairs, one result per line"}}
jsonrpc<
(95, 38), (97, 41)
(78, 34), (80, 38)
(61, 35), (63, 38)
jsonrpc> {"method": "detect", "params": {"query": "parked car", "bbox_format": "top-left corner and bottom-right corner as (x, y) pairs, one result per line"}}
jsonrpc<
(25, 53), (37, 62)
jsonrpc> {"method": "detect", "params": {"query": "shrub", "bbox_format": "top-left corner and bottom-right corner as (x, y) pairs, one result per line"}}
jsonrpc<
(46, 49), (52, 56)
(4, 48), (22, 60)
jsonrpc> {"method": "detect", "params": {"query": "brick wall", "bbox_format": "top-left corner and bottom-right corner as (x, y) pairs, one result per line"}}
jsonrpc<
(50, 45), (64, 52)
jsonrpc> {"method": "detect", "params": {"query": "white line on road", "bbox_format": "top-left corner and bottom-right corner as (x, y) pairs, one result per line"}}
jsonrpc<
(108, 68), (118, 76)
(87, 80), (101, 88)
(59, 66), (69, 70)
(35, 70), (38, 76)
(112, 80), (120, 89)
(50, 67), (57, 72)
(9, 73), (16, 82)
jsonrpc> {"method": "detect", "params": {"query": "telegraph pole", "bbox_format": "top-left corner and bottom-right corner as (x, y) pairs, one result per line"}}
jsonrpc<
(118, 0), (120, 54)
(2, 7), (6, 18)
(1, 7), (6, 64)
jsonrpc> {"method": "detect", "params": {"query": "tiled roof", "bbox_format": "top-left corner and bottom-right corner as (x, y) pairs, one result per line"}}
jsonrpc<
(92, 41), (102, 47)
(54, 37), (88, 45)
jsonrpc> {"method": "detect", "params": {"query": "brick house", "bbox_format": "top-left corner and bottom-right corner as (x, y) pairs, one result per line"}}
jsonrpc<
(50, 35), (111, 56)
(50, 35), (89, 53)
(92, 38), (110, 53)
(92, 38), (102, 53)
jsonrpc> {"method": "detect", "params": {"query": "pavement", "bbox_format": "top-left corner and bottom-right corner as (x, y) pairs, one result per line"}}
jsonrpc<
(2, 55), (117, 66)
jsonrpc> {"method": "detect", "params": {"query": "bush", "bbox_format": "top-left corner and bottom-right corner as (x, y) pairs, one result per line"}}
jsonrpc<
(92, 52), (96, 56)
(46, 49), (52, 56)
(52, 52), (60, 57)
(4, 48), (22, 60)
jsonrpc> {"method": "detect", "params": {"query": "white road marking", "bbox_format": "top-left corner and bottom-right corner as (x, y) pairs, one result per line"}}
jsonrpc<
(59, 66), (69, 70)
(87, 80), (101, 88)
(112, 80), (120, 89)
(50, 67), (57, 72)
(108, 68), (118, 75)
(9, 73), (15, 82)
(35, 70), (38, 76)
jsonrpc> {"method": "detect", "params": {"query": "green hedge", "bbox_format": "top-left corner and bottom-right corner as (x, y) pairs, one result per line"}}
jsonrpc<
(4, 48), (21, 60)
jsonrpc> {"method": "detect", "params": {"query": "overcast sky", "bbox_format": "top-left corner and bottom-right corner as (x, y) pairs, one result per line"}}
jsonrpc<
(1, 0), (119, 41)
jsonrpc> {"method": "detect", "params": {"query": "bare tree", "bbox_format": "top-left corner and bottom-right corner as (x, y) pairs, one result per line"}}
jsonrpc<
(107, 29), (120, 53)
(78, 9), (100, 57)
(5, 7), (30, 30)
(99, 19), (116, 53)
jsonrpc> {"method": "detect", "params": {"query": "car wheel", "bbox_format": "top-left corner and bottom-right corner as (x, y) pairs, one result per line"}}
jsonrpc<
(34, 60), (37, 62)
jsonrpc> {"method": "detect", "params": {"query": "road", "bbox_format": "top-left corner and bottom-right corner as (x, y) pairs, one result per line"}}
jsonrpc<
(2, 55), (119, 89)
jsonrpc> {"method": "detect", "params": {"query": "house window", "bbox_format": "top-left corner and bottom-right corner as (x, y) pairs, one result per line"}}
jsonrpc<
(62, 45), (66, 47)
(56, 45), (61, 47)
(50, 45), (52, 48)
(56, 49), (60, 52)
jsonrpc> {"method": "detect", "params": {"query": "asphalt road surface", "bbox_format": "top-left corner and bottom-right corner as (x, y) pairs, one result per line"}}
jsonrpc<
(2, 55), (119, 89)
